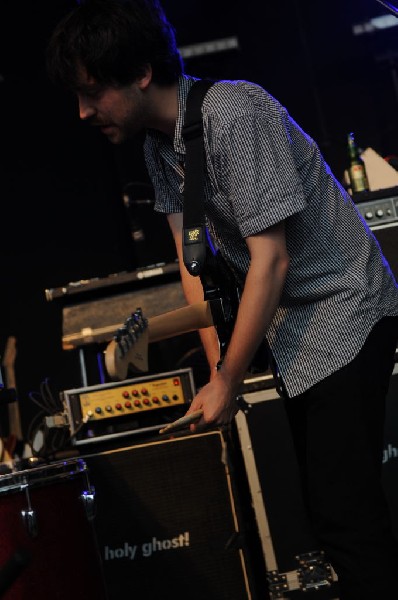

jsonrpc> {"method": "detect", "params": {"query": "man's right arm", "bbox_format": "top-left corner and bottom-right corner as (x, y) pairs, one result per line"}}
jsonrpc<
(167, 212), (220, 377)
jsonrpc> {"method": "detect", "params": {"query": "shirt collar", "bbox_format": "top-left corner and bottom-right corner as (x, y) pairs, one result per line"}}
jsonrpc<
(173, 74), (199, 156)
(145, 74), (198, 167)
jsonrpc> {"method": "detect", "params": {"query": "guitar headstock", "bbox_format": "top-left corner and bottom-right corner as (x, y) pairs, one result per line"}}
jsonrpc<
(0, 335), (22, 447)
(105, 308), (149, 380)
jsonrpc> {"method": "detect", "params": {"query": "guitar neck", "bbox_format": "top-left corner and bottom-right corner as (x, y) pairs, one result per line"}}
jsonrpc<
(105, 300), (217, 380)
(147, 300), (215, 342)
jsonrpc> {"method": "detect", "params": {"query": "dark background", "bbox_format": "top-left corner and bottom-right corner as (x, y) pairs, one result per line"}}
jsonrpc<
(0, 0), (398, 436)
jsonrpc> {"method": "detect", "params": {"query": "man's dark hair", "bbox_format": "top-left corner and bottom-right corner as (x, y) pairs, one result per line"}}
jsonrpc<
(46, 0), (183, 89)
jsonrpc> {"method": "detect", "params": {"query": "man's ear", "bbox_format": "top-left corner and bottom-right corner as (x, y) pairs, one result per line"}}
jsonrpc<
(136, 65), (152, 90)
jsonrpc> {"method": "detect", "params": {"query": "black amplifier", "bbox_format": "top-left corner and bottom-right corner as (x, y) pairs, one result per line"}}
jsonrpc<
(61, 367), (195, 447)
(353, 185), (398, 228)
(353, 186), (398, 280)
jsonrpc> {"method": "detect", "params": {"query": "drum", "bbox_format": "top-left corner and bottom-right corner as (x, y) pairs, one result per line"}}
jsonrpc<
(0, 458), (107, 599)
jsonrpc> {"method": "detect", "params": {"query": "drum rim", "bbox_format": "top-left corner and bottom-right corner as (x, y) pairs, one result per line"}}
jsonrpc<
(0, 458), (88, 494)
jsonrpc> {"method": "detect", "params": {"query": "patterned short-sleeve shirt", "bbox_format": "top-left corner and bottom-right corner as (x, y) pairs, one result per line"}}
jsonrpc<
(144, 75), (398, 397)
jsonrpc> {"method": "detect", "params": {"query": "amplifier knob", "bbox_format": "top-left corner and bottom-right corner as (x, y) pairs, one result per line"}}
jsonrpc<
(376, 209), (384, 217)
(365, 211), (373, 220)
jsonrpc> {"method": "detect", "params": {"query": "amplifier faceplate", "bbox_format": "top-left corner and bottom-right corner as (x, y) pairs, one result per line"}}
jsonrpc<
(356, 195), (398, 228)
(61, 368), (195, 446)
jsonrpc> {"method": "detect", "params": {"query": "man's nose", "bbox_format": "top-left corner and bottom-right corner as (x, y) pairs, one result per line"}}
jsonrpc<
(78, 96), (96, 120)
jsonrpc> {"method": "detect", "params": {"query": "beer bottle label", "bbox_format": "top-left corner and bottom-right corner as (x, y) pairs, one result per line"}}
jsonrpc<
(349, 164), (369, 192)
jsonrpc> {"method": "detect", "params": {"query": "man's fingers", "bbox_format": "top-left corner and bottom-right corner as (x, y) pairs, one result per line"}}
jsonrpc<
(159, 409), (203, 434)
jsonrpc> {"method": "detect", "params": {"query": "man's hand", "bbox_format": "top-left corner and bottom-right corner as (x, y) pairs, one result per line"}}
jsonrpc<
(186, 369), (240, 432)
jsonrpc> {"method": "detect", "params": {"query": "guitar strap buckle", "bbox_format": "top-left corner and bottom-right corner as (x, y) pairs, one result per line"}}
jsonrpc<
(183, 225), (206, 276)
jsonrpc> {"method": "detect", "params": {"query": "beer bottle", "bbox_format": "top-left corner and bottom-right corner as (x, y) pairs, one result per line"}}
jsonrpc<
(347, 132), (369, 193)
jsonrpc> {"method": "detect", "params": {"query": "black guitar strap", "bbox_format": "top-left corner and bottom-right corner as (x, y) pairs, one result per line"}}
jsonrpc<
(182, 78), (215, 276)
(181, 78), (281, 388)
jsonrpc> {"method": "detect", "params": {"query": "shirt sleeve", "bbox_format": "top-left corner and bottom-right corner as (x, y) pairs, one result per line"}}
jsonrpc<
(212, 98), (308, 238)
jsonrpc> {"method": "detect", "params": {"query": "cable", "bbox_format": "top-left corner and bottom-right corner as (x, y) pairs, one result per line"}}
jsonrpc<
(26, 379), (70, 459)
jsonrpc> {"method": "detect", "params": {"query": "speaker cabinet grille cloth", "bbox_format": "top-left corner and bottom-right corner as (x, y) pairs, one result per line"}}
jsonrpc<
(83, 430), (253, 599)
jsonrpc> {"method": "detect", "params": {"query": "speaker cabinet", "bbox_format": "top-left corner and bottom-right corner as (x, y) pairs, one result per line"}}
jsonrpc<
(383, 362), (398, 539)
(235, 388), (339, 599)
(349, 191), (398, 537)
(370, 223), (398, 280)
(83, 431), (255, 599)
(354, 188), (398, 280)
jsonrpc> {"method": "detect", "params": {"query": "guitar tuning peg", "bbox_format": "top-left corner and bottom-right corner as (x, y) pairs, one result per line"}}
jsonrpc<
(127, 312), (141, 334)
(125, 316), (134, 329)
(132, 308), (148, 332)
(125, 320), (137, 344)
(135, 308), (146, 322)
(115, 340), (126, 358)
(115, 325), (132, 357)
(114, 328), (124, 342)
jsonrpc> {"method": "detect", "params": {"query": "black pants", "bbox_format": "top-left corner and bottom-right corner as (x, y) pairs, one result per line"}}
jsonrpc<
(284, 316), (398, 600)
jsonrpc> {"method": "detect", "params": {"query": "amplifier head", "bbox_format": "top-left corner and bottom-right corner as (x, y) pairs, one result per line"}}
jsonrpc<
(354, 187), (398, 280)
(61, 367), (195, 447)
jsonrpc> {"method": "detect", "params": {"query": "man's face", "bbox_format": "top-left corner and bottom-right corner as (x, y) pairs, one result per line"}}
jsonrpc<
(75, 66), (148, 144)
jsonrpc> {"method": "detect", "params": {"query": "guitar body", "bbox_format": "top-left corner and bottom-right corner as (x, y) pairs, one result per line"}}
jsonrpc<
(104, 246), (269, 381)
(104, 239), (269, 381)
(200, 244), (269, 373)
(200, 245), (241, 358)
